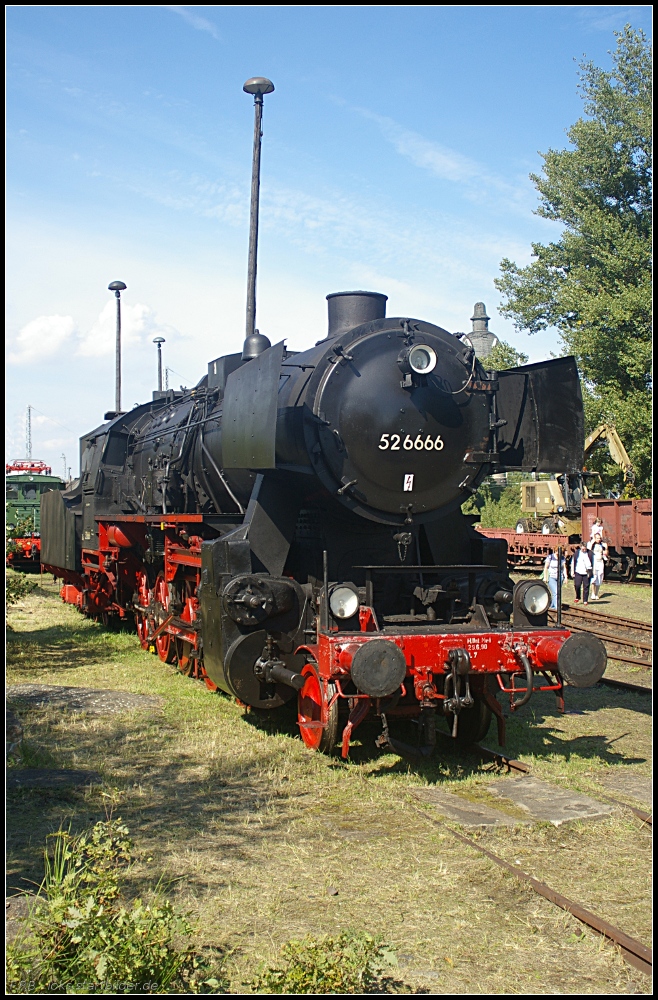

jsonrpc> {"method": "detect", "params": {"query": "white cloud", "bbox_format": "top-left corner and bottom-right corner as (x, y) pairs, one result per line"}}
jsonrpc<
(7, 301), (184, 365)
(573, 6), (646, 31)
(76, 300), (182, 357)
(348, 106), (533, 214)
(365, 111), (482, 184)
(162, 6), (221, 41)
(8, 314), (77, 364)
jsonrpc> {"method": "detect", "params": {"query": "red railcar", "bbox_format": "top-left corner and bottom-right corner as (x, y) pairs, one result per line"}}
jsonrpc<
(6, 535), (41, 566)
(476, 528), (565, 569)
(478, 498), (652, 581)
(581, 499), (652, 580)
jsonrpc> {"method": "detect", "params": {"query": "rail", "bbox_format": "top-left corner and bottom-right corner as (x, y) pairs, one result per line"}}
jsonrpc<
(548, 605), (651, 670)
(416, 808), (651, 977)
(416, 749), (653, 976)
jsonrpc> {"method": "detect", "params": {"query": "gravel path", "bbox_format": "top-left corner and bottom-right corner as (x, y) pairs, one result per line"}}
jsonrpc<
(6, 684), (164, 715)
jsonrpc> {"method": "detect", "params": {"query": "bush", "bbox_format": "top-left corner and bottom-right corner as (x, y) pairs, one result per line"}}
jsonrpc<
(462, 482), (523, 529)
(7, 515), (35, 541)
(6, 820), (225, 994)
(477, 483), (523, 529)
(251, 930), (397, 994)
(6, 572), (37, 607)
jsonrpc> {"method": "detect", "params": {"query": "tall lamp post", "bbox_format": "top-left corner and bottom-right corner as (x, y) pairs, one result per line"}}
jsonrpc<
(242, 77), (274, 342)
(26, 404), (33, 460)
(108, 280), (127, 414)
(153, 337), (165, 392)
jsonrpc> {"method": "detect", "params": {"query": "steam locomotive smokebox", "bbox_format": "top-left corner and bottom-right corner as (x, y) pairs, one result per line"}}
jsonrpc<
(325, 291), (387, 340)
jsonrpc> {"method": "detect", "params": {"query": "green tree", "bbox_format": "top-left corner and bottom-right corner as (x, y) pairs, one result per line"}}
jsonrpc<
(495, 26), (651, 494)
(485, 340), (529, 371)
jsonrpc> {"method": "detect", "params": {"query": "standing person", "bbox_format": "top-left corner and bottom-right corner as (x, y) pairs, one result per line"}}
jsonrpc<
(571, 543), (593, 605)
(587, 532), (608, 600)
(543, 547), (567, 610)
(589, 517), (604, 541)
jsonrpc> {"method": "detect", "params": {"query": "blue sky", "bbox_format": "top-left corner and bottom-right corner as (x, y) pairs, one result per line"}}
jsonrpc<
(6, 5), (652, 476)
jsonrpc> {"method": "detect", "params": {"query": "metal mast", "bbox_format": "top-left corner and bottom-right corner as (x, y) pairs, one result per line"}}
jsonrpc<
(243, 77), (275, 340)
(153, 337), (165, 392)
(108, 281), (127, 413)
(26, 405), (32, 459)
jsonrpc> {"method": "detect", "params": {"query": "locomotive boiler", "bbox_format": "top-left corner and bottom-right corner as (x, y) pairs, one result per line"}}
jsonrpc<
(41, 290), (607, 757)
(40, 76), (606, 758)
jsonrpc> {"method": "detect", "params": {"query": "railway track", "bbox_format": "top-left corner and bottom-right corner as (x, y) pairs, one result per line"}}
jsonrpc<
(419, 747), (652, 977)
(417, 810), (652, 977)
(599, 676), (652, 695)
(549, 605), (652, 670)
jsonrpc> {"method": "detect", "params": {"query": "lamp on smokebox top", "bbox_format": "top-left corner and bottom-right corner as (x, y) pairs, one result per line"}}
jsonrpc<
(105, 280), (127, 421)
(153, 337), (165, 392)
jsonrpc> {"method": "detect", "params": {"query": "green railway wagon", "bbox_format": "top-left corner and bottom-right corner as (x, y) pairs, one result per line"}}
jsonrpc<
(6, 472), (66, 534)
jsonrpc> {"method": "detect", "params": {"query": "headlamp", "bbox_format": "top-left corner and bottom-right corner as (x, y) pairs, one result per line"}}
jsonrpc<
(397, 344), (438, 381)
(329, 584), (360, 620)
(408, 344), (437, 374)
(520, 582), (551, 616)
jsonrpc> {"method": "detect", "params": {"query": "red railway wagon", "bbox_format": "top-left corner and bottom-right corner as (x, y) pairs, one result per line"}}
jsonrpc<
(475, 528), (565, 570)
(478, 498), (652, 581)
(581, 498), (652, 580)
(6, 534), (41, 566)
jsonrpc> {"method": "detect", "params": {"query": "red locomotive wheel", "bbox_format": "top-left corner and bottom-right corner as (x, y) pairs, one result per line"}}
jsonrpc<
(297, 663), (338, 754)
(135, 572), (151, 650)
(175, 639), (194, 676)
(200, 665), (218, 692)
(136, 611), (150, 650)
(154, 575), (177, 664)
(175, 580), (199, 674)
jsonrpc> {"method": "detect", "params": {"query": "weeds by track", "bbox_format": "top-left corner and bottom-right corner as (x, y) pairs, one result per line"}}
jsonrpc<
(417, 751), (653, 977)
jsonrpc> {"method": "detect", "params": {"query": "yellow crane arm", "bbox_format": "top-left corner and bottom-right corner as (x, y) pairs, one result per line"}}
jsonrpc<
(583, 424), (634, 478)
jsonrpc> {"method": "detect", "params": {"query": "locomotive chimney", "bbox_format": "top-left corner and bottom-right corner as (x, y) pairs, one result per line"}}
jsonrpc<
(325, 291), (387, 341)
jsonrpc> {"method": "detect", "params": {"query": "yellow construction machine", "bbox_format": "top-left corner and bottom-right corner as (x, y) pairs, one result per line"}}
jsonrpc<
(515, 424), (635, 535)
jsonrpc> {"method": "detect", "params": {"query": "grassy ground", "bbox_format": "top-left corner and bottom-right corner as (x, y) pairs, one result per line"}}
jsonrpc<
(6, 575), (652, 994)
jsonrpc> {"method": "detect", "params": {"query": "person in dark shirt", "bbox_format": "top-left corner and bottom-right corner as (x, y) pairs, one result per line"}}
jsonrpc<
(571, 544), (593, 604)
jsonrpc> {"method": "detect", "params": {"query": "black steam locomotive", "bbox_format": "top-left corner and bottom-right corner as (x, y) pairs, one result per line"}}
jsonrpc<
(41, 290), (607, 758)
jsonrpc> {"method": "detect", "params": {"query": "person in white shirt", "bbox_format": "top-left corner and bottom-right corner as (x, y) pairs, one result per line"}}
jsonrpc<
(570, 544), (593, 604)
(589, 517), (604, 541)
(587, 533), (608, 600)
(543, 548), (567, 610)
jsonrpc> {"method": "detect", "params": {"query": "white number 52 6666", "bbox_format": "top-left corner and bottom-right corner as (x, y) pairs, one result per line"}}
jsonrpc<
(378, 433), (444, 451)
